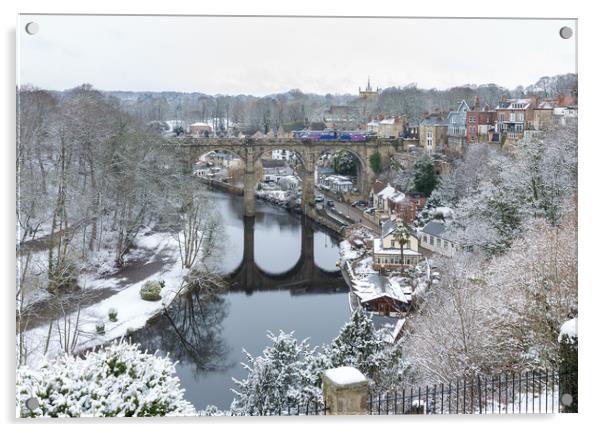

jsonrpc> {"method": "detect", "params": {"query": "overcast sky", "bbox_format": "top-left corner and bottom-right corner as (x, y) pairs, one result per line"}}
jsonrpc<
(17, 15), (576, 96)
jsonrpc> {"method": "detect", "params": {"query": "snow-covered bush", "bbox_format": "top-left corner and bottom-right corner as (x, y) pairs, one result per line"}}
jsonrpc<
(140, 280), (163, 301)
(199, 405), (227, 416)
(16, 340), (196, 417)
(108, 308), (118, 322)
(95, 320), (105, 335)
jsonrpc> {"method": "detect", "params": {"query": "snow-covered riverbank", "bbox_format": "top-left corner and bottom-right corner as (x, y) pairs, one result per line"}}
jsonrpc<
(19, 232), (186, 369)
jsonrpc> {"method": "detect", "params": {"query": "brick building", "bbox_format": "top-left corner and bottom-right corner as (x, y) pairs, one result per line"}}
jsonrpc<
(465, 96), (497, 144)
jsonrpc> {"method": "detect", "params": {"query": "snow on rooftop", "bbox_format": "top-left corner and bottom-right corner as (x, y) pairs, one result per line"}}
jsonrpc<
(434, 207), (453, 218)
(353, 272), (410, 304)
(390, 192), (406, 203)
(377, 184), (397, 199)
(324, 366), (367, 386)
(559, 317), (578, 342)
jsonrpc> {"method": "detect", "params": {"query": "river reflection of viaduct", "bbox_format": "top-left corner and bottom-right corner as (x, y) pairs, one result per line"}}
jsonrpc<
(227, 217), (345, 295)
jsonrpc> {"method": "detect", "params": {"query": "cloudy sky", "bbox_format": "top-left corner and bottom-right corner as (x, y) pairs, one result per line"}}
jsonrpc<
(17, 15), (576, 95)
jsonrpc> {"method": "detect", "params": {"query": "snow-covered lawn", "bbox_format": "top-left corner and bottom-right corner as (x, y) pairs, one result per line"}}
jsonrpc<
(19, 232), (186, 369)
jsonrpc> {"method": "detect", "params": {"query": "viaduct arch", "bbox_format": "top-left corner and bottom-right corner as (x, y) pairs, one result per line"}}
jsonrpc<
(173, 137), (399, 218)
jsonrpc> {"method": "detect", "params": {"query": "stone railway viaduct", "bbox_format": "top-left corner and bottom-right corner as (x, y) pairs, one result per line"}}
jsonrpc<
(173, 137), (399, 218)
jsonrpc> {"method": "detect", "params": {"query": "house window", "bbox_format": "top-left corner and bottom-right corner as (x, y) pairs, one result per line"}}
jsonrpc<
(436, 238), (441, 247)
(444, 241), (448, 249)
(499, 113), (505, 122)
(429, 236), (434, 245)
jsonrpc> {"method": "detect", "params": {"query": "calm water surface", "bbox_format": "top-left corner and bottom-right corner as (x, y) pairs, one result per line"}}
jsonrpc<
(130, 189), (350, 409)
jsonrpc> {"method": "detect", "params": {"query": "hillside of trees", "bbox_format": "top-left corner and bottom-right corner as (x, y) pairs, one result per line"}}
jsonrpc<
(90, 73), (578, 130)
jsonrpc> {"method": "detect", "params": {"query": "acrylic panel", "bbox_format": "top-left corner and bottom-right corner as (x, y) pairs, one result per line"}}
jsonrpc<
(16, 15), (577, 417)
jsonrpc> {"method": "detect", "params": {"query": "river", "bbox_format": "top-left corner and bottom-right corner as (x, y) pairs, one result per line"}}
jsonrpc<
(129, 189), (351, 410)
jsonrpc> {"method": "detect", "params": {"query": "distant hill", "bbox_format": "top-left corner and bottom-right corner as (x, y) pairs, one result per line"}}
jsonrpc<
(93, 73), (577, 127)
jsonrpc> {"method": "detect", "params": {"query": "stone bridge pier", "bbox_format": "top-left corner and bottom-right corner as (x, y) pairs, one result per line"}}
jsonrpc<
(243, 146), (256, 218)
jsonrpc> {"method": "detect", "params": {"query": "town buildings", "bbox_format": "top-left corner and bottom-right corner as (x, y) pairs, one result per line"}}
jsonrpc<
(378, 116), (407, 139)
(321, 175), (354, 193)
(446, 100), (470, 153)
(261, 159), (294, 182)
(494, 97), (536, 144)
(369, 181), (420, 225)
(419, 113), (449, 155)
(465, 97), (497, 144)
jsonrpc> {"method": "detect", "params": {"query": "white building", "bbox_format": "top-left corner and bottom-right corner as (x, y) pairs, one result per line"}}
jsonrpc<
(322, 175), (354, 193)
(373, 219), (422, 271)
(372, 183), (405, 215)
(419, 220), (456, 257)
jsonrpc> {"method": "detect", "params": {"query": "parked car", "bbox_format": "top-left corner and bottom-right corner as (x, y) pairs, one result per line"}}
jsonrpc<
(326, 200), (335, 208)
(315, 193), (324, 203)
(351, 200), (368, 208)
(363, 207), (376, 215)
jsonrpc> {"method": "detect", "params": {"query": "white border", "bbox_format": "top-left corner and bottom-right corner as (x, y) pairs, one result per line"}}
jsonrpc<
(2, 1), (599, 431)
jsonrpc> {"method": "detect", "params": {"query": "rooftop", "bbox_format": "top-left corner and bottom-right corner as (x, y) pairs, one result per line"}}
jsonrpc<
(422, 220), (447, 237)
(420, 115), (449, 126)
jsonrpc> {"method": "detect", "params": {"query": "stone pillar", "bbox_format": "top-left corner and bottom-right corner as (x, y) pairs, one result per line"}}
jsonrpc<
(301, 150), (316, 218)
(302, 169), (315, 216)
(322, 367), (369, 415)
(243, 151), (256, 218)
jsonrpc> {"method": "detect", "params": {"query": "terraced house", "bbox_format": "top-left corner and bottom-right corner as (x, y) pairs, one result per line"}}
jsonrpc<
(446, 100), (470, 153)
(465, 96), (497, 144)
(419, 113), (448, 155)
(495, 97), (536, 144)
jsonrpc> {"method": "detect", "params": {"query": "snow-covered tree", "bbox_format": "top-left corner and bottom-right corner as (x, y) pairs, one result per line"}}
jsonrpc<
(487, 206), (578, 367)
(230, 331), (315, 415)
(325, 309), (403, 391)
(402, 253), (514, 384)
(16, 340), (196, 417)
(439, 123), (577, 256)
(403, 205), (577, 384)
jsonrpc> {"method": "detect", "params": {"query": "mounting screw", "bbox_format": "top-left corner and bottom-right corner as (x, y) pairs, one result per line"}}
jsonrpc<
(25, 397), (39, 411)
(25, 22), (39, 35)
(560, 393), (573, 407)
(559, 26), (573, 40)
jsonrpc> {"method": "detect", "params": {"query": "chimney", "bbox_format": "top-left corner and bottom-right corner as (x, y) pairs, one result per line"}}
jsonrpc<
(474, 95), (481, 111)
(501, 95), (508, 102)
